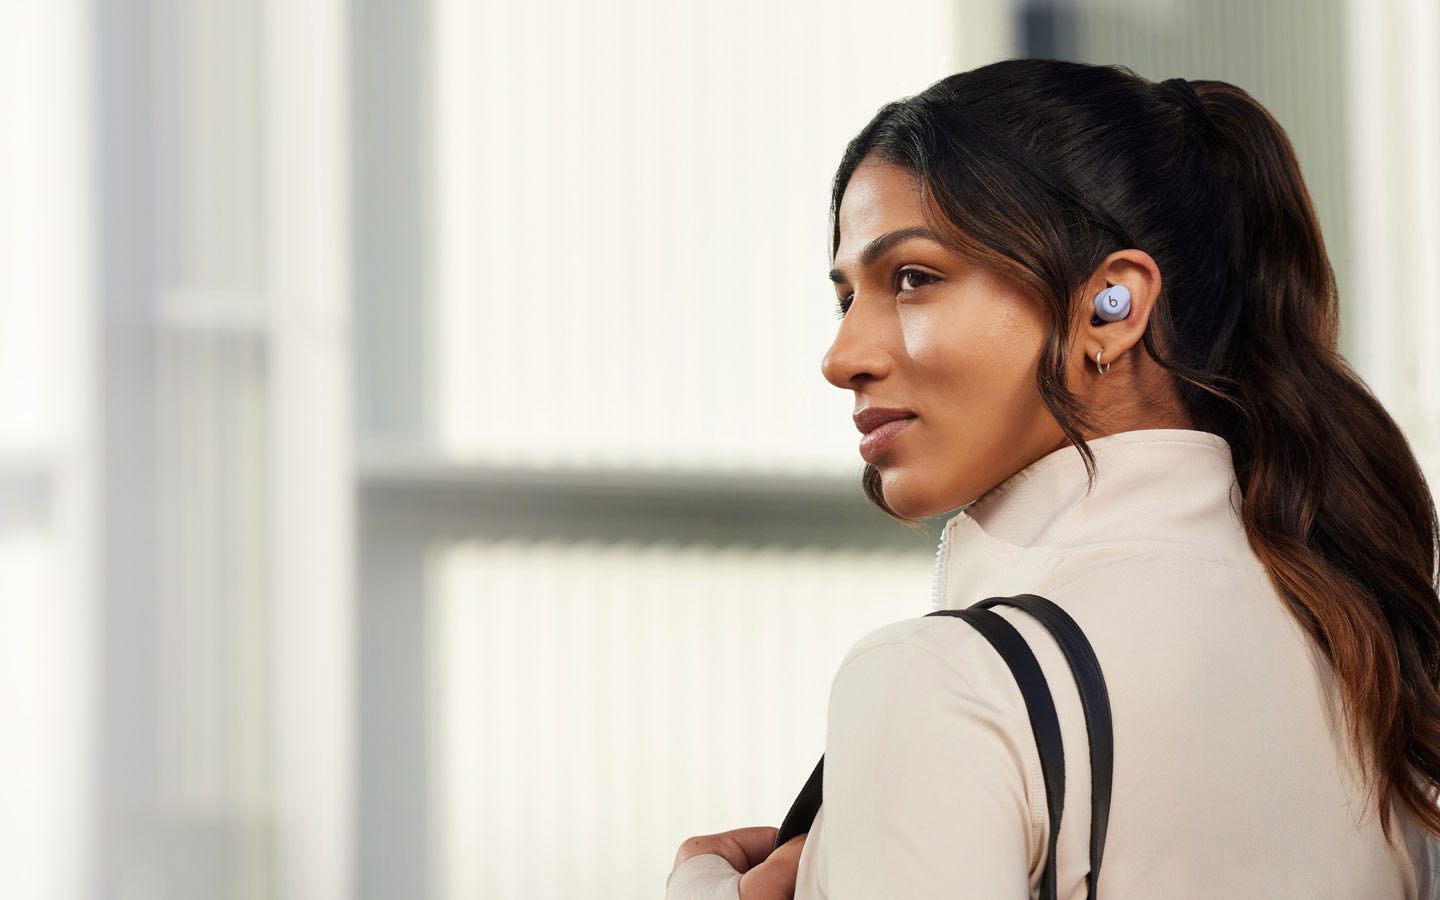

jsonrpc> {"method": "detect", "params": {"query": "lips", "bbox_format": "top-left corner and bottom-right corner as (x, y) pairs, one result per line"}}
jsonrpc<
(853, 407), (918, 464)
(854, 407), (918, 435)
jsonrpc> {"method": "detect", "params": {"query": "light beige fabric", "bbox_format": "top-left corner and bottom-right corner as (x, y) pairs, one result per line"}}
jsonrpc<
(667, 428), (1437, 899)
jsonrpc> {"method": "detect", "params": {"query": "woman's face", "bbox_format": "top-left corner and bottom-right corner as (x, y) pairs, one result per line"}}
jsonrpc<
(821, 158), (1071, 520)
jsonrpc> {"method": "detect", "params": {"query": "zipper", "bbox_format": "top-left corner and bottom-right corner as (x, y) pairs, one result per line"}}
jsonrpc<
(929, 518), (952, 611)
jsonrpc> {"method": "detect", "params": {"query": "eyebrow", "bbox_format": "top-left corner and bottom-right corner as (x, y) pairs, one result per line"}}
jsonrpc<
(828, 227), (949, 284)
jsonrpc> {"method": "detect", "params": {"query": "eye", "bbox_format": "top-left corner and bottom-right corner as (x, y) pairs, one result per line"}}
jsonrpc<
(897, 267), (937, 292)
(833, 267), (939, 320)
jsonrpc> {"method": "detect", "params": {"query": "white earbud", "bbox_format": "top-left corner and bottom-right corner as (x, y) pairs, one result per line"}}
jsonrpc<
(1093, 284), (1131, 322)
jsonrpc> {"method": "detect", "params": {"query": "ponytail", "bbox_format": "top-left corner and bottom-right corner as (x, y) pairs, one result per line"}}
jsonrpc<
(1194, 79), (1440, 847)
(833, 59), (1440, 848)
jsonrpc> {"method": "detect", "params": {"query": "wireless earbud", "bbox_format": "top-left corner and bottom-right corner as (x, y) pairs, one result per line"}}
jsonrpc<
(1092, 284), (1131, 323)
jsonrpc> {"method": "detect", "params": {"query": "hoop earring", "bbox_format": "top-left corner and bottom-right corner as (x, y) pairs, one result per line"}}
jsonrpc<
(1095, 348), (1111, 375)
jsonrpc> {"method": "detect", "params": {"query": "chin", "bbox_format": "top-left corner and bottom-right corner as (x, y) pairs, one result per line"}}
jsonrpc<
(874, 466), (950, 520)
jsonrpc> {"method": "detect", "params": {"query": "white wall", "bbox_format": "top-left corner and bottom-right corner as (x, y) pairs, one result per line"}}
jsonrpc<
(0, 2), (96, 897)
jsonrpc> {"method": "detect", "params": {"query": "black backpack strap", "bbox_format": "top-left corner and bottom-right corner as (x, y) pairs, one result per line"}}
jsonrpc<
(773, 753), (823, 851)
(972, 593), (1113, 900)
(772, 595), (1112, 900)
(928, 606), (1065, 900)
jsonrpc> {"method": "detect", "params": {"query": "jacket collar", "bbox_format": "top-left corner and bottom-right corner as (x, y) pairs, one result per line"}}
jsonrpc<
(929, 428), (1255, 611)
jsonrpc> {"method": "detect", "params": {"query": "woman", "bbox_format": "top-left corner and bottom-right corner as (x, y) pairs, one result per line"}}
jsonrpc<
(666, 58), (1440, 898)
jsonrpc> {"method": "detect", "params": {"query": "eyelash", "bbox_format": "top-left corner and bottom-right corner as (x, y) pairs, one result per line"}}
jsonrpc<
(834, 267), (938, 319)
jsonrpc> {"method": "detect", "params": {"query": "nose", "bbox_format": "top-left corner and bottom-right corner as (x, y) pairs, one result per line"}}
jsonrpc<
(820, 311), (891, 390)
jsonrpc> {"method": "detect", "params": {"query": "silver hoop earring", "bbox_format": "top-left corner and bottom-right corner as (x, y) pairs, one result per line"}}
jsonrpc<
(1095, 348), (1111, 375)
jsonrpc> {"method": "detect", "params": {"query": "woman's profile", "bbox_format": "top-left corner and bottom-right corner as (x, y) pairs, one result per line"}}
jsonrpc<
(666, 57), (1440, 899)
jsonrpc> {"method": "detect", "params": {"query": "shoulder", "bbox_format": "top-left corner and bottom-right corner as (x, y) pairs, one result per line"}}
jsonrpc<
(838, 614), (986, 673)
(825, 613), (1048, 872)
(831, 613), (1032, 719)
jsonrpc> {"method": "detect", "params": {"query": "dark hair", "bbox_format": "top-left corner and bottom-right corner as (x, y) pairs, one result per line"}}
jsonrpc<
(830, 58), (1440, 848)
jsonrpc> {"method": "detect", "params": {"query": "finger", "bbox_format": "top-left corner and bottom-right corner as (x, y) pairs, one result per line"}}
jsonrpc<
(738, 834), (807, 900)
(673, 836), (741, 874)
(774, 833), (806, 855)
(674, 826), (778, 874)
(727, 826), (782, 871)
(768, 833), (807, 869)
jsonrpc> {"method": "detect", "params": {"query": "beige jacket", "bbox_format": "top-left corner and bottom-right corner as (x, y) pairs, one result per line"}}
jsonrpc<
(666, 428), (1437, 898)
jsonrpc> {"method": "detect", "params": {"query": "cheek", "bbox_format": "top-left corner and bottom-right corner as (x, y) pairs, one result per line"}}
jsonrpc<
(900, 296), (1045, 398)
(984, 302), (1049, 378)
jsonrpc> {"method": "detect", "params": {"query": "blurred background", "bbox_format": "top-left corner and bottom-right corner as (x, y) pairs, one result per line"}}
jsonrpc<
(2, 0), (1437, 897)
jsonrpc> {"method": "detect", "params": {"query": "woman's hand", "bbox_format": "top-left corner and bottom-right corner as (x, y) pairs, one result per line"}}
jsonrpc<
(669, 827), (808, 899)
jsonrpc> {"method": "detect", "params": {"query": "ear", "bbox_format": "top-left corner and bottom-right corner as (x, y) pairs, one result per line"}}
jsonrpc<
(1073, 249), (1162, 372)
